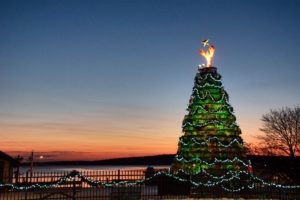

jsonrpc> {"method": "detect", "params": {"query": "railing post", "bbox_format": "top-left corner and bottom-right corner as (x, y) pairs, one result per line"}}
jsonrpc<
(25, 189), (28, 200)
(72, 177), (76, 200)
(279, 187), (281, 199)
(25, 171), (28, 183)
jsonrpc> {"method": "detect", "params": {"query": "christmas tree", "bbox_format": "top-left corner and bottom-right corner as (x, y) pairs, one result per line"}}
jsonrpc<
(172, 40), (247, 175)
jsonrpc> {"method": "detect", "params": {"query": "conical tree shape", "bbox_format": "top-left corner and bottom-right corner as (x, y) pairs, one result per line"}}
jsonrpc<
(172, 66), (247, 175)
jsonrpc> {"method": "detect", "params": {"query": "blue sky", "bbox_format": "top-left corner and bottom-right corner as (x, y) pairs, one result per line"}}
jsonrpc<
(0, 0), (299, 160)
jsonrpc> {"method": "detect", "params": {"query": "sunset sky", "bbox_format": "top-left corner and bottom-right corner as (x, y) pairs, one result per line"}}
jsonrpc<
(1, 0), (300, 161)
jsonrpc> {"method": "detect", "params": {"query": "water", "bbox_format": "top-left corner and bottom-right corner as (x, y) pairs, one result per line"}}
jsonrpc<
(20, 165), (170, 173)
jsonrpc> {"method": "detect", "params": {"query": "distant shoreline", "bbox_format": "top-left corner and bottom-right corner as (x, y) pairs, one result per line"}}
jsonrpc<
(19, 165), (170, 173)
(21, 154), (300, 168)
(21, 154), (175, 166)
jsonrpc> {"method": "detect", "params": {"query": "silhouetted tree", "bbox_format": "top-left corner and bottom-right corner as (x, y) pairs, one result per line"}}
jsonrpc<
(259, 106), (300, 157)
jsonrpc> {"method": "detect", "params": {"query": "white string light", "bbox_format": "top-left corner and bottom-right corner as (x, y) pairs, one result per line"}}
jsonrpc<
(179, 137), (243, 148)
(196, 82), (224, 89)
(182, 120), (238, 129)
(192, 88), (228, 104)
(1, 170), (299, 191)
(198, 73), (221, 82)
(174, 156), (249, 167)
(189, 104), (234, 115)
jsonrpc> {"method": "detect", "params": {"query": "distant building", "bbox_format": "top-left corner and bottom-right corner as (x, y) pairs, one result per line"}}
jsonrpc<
(0, 151), (16, 183)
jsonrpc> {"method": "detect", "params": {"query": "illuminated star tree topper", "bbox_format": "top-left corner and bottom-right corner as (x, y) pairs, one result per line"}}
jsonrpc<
(200, 39), (215, 67)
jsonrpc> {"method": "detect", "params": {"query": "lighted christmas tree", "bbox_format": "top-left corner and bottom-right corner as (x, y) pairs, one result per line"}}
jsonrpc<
(172, 40), (247, 175)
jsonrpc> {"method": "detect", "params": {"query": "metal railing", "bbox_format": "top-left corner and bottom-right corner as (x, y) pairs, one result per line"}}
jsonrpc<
(1, 168), (300, 200)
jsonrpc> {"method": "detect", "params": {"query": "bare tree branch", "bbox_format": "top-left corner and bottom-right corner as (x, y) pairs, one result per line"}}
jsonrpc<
(258, 106), (300, 157)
